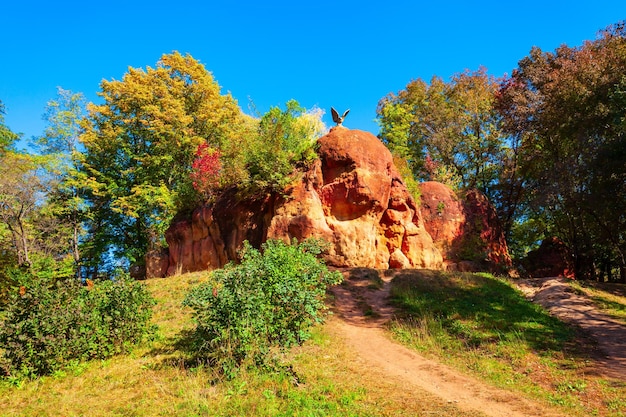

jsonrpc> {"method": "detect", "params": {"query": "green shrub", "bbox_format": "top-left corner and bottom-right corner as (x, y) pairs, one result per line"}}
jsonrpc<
(183, 239), (342, 376)
(243, 100), (324, 194)
(0, 273), (155, 378)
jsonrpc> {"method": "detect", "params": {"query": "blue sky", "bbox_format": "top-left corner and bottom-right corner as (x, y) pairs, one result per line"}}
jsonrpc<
(1, 1), (625, 141)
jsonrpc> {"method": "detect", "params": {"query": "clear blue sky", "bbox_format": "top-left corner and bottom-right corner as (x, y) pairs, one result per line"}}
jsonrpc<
(1, 1), (625, 141)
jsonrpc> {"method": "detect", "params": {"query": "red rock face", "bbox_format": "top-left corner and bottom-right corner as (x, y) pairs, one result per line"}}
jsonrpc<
(420, 182), (512, 272)
(419, 181), (465, 259)
(521, 237), (574, 278)
(270, 127), (442, 269)
(152, 128), (510, 277)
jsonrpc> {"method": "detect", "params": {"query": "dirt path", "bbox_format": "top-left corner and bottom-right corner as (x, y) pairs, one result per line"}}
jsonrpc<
(515, 277), (626, 379)
(330, 269), (567, 417)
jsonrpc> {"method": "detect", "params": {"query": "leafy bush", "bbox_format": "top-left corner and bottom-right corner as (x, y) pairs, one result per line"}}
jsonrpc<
(0, 273), (155, 378)
(189, 142), (222, 201)
(243, 100), (325, 194)
(183, 239), (342, 376)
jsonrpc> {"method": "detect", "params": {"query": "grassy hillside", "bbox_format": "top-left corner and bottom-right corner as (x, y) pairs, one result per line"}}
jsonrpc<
(0, 271), (478, 417)
(388, 270), (626, 417)
(1, 270), (625, 416)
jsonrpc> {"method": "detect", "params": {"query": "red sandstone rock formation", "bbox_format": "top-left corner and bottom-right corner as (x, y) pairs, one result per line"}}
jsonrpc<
(149, 128), (510, 277)
(420, 181), (512, 272)
(521, 237), (574, 278)
(269, 127), (442, 269)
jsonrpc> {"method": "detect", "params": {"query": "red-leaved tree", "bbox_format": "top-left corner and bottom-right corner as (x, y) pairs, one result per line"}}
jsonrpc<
(190, 143), (222, 200)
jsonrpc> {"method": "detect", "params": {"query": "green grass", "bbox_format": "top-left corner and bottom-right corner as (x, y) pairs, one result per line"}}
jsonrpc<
(388, 270), (626, 417)
(4, 268), (626, 416)
(570, 280), (626, 325)
(0, 271), (476, 417)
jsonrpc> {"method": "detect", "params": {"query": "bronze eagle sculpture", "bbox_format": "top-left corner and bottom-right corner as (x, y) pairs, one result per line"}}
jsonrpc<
(331, 107), (350, 126)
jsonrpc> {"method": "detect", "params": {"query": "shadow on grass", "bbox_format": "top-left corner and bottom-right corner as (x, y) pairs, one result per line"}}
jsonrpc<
(145, 328), (302, 385)
(145, 328), (209, 370)
(388, 270), (576, 353)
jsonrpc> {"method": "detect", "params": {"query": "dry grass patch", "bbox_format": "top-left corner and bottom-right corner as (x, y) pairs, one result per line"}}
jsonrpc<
(570, 280), (626, 325)
(0, 271), (479, 417)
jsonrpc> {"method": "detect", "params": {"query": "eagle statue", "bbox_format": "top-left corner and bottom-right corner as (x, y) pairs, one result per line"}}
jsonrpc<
(331, 107), (350, 126)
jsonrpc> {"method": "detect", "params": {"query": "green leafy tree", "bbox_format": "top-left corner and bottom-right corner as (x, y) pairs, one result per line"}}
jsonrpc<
(244, 100), (325, 194)
(79, 52), (250, 273)
(33, 88), (87, 276)
(377, 68), (507, 194)
(0, 100), (19, 153)
(377, 68), (526, 243)
(497, 22), (626, 280)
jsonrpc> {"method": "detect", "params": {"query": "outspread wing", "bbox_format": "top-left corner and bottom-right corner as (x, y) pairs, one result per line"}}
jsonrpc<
(342, 109), (350, 119)
(331, 107), (340, 124)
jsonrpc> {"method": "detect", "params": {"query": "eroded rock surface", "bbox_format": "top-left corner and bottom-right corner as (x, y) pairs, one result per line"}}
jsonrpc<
(150, 128), (510, 277)
(420, 181), (512, 272)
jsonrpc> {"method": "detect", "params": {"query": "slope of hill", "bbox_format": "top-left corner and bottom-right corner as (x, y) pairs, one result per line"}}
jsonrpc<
(2, 270), (625, 416)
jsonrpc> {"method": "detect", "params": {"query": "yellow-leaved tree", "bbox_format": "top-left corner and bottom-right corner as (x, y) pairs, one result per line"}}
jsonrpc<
(79, 52), (252, 273)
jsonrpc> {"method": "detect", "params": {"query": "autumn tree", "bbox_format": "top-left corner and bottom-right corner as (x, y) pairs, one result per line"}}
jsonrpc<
(189, 143), (222, 200)
(377, 68), (508, 193)
(377, 68), (526, 240)
(497, 22), (626, 281)
(79, 52), (250, 273)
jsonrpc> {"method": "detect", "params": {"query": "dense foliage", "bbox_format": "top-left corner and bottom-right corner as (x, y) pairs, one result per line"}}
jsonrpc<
(242, 100), (325, 194)
(497, 22), (626, 280)
(377, 67), (507, 193)
(377, 22), (626, 280)
(189, 143), (222, 200)
(74, 53), (324, 275)
(0, 270), (155, 378)
(78, 52), (251, 273)
(183, 239), (342, 376)
(376, 68), (523, 246)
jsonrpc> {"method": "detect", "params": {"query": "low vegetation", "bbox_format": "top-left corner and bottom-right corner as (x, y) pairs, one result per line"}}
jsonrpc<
(0, 270), (155, 379)
(388, 270), (626, 416)
(182, 239), (342, 377)
(1, 269), (476, 417)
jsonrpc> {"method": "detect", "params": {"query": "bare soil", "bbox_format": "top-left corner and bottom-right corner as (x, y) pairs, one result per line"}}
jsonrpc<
(328, 270), (626, 417)
(516, 277), (626, 379)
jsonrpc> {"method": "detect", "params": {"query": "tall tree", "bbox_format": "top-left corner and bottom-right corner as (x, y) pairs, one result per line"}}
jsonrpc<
(0, 152), (43, 267)
(34, 88), (87, 276)
(377, 68), (508, 193)
(376, 68), (525, 240)
(0, 105), (30, 267)
(79, 52), (249, 272)
(0, 100), (19, 153)
(497, 22), (626, 280)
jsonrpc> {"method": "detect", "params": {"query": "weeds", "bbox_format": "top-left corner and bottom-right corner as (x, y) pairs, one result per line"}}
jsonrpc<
(388, 270), (626, 416)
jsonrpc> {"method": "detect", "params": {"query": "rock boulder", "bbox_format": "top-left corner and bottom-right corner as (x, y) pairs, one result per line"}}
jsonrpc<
(420, 181), (512, 273)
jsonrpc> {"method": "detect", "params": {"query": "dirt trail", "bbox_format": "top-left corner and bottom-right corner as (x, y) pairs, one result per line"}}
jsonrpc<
(330, 269), (567, 417)
(516, 277), (626, 379)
